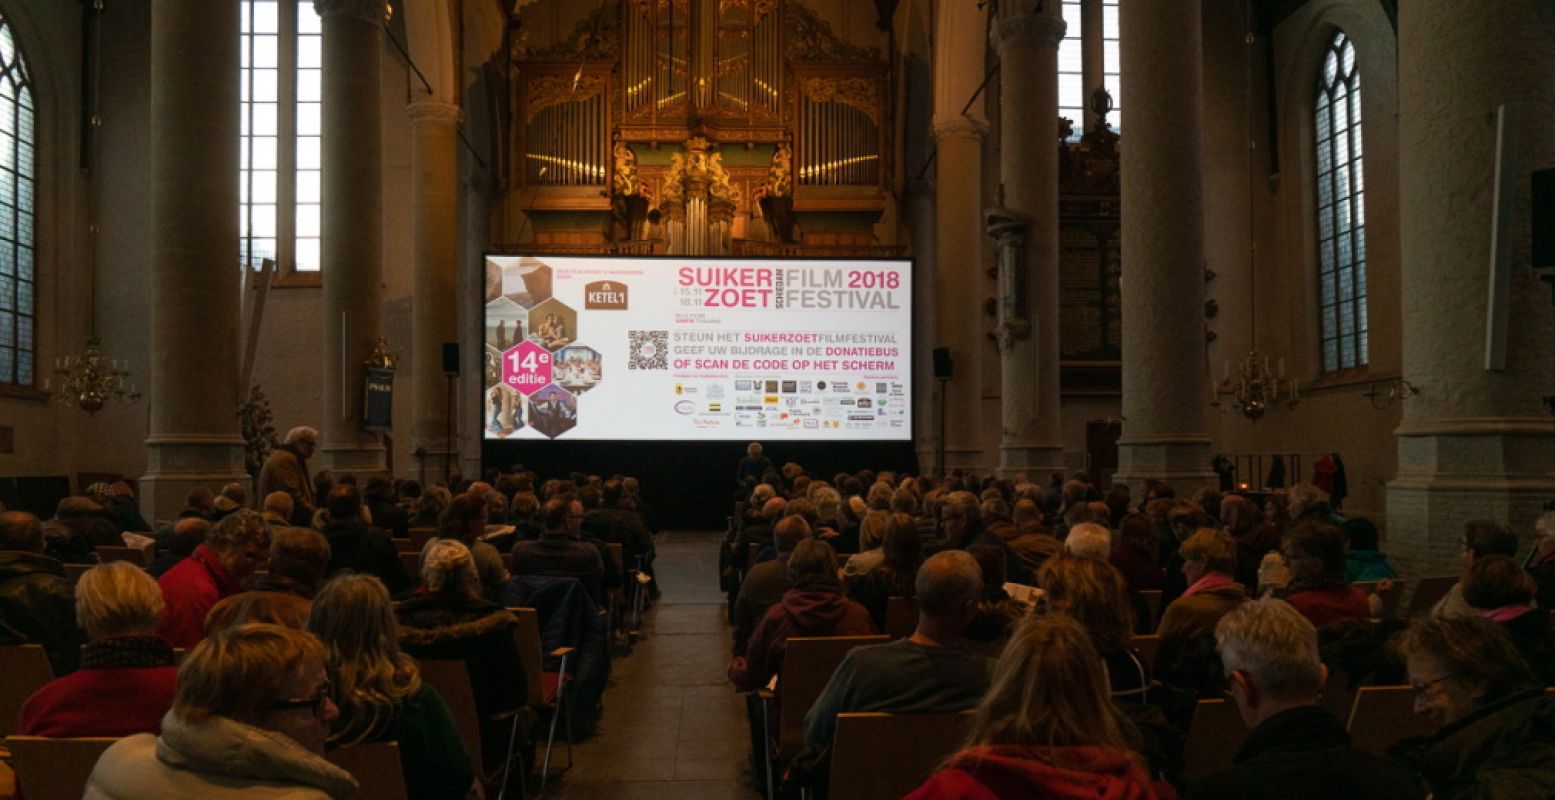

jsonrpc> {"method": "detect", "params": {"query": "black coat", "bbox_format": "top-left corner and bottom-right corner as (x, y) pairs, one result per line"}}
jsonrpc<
(321, 518), (410, 594)
(1187, 705), (1426, 800)
(1391, 690), (1555, 800)
(0, 551), (85, 675)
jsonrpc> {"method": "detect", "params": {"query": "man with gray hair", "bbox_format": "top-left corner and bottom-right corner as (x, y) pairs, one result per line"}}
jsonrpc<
(1064, 522), (1113, 560)
(258, 425), (318, 526)
(801, 550), (994, 753)
(156, 509), (270, 649)
(1186, 597), (1425, 798)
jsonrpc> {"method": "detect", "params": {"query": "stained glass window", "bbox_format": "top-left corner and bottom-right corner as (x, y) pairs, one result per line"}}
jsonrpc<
(0, 12), (32, 385)
(1315, 31), (1366, 371)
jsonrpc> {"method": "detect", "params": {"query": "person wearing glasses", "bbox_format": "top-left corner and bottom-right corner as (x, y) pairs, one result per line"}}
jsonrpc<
(1390, 616), (1555, 799)
(1186, 598), (1425, 799)
(1430, 520), (1519, 620)
(157, 510), (271, 650)
(85, 623), (356, 799)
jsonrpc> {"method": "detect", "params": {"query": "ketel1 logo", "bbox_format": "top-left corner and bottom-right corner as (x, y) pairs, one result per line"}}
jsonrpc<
(585, 281), (629, 309)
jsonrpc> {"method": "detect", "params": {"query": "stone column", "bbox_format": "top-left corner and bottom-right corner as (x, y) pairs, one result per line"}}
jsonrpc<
(1080, 0), (1105, 132)
(906, 179), (937, 471)
(140, 0), (249, 521)
(1386, 1), (1555, 574)
(931, 0), (988, 471)
(458, 169), (495, 481)
(408, 99), (461, 484)
(316, 0), (385, 476)
(990, 3), (1066, 477)
(1111, 0), (1214, 493)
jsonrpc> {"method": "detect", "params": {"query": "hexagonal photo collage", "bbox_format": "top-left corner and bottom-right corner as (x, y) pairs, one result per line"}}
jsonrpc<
(484, 257), (601, 439)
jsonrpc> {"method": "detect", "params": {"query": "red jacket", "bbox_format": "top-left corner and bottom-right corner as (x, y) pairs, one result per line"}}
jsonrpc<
(728, 579), (875, 693)
(906, 745), (1171, 800)
(18, 636), (178, 737)
(157, 545), (242, 649)
(1285, 584), (1370, 628)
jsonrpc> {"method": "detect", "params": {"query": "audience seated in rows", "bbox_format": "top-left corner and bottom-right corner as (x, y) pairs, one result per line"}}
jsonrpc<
(729, 539), (875, 694)
(1186, 598), (1426, 799)
(841, 509), (889, 581)
(1279, 522), (1371, 628)
(364, 475), (410, 539)
(156, 509), (269, 650)
(906, 614), (1166, 799)
(310, 573), (476, 800)
(0, 510), (85, 674)
(19, 561), (177, 737)
(1002, 498), (1061, 574)
(1111, 511), (1165, 592)
(256, 525), (332, 599)
(1391, 616), (1555, 798)
(1155, 528), (1247, 695)
(733, 515), (811, 655)
(1461, 555), (1555, 685)
(84, 623), (355, 799)
(1341, 516), (1397, 582)
(42, 496), (122, 564)
(320, 485), (409, 595)
(205, 589), (312, 633)
(438, 491), (509, 598)
(509, 495), (608, 606)
(847, 513), (921, 631)
(1038, 554), (1149, 704)
(1064, 522), (1112, 560)
(147, 517), (209, 578)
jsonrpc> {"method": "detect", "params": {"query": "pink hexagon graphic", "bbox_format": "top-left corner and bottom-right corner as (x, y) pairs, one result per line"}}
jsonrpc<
(501, 340), (553, 396)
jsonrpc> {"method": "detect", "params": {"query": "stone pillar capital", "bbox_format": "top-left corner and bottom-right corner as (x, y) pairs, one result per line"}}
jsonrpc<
(407, 99), (463, 126)
(931, 117), (989, 142)
(991, 12), (1066, 52)
(313, 0), (387, 24)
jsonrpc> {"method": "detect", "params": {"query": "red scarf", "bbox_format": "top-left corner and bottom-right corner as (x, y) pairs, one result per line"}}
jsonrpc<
(1182, 572), (1236, 598)
(1478, 603), (1534, 623)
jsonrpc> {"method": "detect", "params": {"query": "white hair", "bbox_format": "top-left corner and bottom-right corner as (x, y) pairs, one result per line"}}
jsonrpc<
(1064, 523), (1112, 560)
(421, 538), (480, 595)
(1215, 597), (1323, 701)
(283, 426), (319, 446)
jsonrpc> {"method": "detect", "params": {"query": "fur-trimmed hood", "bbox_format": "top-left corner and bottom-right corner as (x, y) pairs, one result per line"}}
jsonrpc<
(395, 596), (517, 648)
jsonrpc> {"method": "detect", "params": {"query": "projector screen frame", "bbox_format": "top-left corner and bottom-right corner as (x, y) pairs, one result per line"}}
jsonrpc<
(473, 251), (917, 446)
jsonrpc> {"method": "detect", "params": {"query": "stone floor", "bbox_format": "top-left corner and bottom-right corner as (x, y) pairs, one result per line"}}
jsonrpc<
(553, 531), (763, 799)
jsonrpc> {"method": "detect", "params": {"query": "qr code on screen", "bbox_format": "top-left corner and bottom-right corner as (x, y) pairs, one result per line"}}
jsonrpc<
(628, 330), (669, 370)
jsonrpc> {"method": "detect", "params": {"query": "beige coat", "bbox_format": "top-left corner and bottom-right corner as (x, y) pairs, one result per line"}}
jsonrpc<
(258, 447), (315, 525)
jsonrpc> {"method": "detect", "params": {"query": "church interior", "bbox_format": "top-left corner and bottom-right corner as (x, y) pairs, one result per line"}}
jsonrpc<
(0, 0), (1553, 797)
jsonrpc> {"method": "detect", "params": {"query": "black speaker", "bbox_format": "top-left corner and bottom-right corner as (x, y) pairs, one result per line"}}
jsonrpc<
(442, 343), (460, 376)
(932, 347), (953, 379)
(1535, 167), (1555, 269)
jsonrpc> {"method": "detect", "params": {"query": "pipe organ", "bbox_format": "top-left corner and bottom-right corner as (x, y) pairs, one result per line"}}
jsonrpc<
(510, 1), (892, 256)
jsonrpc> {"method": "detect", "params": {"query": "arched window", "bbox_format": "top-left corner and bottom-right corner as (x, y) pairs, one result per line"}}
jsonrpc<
(1315, 31), (1366, 372)
(0, 13), (33, 386)
(241, 0), (322, 281)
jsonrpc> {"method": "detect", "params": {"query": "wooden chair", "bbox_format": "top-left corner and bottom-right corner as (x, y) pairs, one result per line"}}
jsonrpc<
(1131, 634), (1161, 674)
(415, 660), (486, 783)
(3, 736), (118, 800)
(95, 545), (151, 566)
(63, 564), (93, 587)
(1353, 579), (1407, 620)
(409, 527), (438, 551)
(511, 606), (576, 795)
(399, 551), (423, 586)
(1138, 590), (1164, 632)
(1318, 662), (1357, 724)
(884, 596), (918, 640)
(1183, 697), (1249, 778)
(0, 645), (55, 737)
(391, 537), (416, 553)
(760, 635), (890, 798)
(827, 712), (973, 800)
(1405, 575), (1460, 620)
(1347, 686), (1435, 755)
(325, 741), (409, 800)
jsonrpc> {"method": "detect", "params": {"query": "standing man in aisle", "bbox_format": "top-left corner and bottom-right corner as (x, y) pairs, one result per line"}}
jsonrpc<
(737, 442), (773, 489)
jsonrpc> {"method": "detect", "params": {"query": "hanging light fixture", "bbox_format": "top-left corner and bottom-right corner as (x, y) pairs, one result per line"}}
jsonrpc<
(41, 0), (140, 415)
(1213, 2), (1297, 421)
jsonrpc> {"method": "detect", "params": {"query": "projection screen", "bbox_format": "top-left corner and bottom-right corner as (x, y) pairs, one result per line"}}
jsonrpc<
(481, 255), (912, 441)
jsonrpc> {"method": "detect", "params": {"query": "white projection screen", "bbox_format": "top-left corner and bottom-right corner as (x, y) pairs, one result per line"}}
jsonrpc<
(482, 255), (912, 442)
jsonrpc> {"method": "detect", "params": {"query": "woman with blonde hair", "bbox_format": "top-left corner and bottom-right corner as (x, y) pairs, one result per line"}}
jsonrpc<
(905, 614), (1161, 798)
(1038, 554), (1148, 703)
(309, 574), (475, 799)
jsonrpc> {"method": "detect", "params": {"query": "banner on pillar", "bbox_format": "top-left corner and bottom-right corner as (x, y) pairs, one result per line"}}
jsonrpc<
(363, 367), (395, 432)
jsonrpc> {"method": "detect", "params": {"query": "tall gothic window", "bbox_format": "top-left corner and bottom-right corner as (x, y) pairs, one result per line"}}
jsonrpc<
(1058, 0), (1121, 140)
(1315, 31), (1366, 371)
(0, 14), (33, 386)
(241, 0), (322, 278)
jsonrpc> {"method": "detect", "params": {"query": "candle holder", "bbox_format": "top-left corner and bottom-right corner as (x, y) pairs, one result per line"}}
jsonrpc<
(42, 337), (141, 415)
(1212, 348), (1299, 420)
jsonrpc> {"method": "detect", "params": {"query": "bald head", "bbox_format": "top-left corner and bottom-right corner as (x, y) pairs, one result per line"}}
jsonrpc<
(773, 514), (812, 553)
(915, 550), (983, 618)
(762, 497), (786, 518)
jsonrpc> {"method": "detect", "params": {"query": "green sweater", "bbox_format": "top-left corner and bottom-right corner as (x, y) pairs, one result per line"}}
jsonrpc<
(337, 682), (476, 800)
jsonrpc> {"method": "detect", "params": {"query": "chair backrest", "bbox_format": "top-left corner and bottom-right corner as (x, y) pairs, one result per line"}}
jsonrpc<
(391, 537), (416, 553)
(409, 527), (437, 551)
(4, 735), (119, 800)
(510, 607), (546, 707)
(828, 712), (972, 800)
(1352, 579), (1407, 620)
(1183, 698), (1249, 778)
(606, 542), (624, 573)
(1131, 634), (1162, 673)
(399, 551), (423, 587)
(776, 635), (891, 758)
(884, 596), (918, 640)
(415, 659), (484, 779)
(1318, 662), (1356, 723)
(1347, 686), (1435, 754)
(63, 564), (92, 587)
(1405, 575), (1460, 620)
(1139, 590), (1164, 632)
(325, 740), (409, 800)
(95, 545), (151, 566)
(0, 645), (56, 737)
